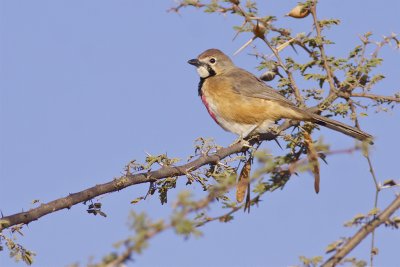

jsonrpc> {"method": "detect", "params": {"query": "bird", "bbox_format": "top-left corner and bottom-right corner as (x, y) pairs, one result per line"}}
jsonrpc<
(188, 48), (373, 143)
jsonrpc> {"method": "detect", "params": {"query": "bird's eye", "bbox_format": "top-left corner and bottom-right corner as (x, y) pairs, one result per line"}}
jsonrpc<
(209, 58), (216, 64)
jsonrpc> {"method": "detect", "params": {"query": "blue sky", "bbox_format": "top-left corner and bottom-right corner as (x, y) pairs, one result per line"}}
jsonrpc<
(1, 0), (399, 266)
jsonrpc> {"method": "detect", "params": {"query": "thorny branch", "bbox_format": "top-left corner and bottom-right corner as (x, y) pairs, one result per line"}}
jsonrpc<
(321, 194), (400, 267)
(0, 140), (245, 231)
(310, 1), (338, 96)
(351, 93), (400, 103)
(350, 97), (381, 266)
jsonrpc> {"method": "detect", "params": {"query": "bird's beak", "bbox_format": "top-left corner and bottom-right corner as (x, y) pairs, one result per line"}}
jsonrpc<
(187, 58), (201, 67)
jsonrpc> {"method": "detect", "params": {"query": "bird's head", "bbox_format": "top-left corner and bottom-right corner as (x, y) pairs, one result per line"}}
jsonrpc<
(188, 49), (234, 78)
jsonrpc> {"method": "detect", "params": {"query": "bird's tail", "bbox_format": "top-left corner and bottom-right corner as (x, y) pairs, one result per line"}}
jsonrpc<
(309, 113), (373, 144)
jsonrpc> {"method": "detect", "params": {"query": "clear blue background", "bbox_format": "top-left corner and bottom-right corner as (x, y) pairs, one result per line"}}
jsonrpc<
(1, 0), (399, 266)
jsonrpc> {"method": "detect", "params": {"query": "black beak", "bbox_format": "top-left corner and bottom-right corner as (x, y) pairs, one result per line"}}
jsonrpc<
(188, 58), (201, 67)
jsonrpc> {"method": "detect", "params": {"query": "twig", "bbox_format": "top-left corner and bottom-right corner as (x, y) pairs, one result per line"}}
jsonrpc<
(104, 226), (164, 267)
(310, 1), (337, 95)
(351, 93), (400, 103)
(0, 142), (244, 231)
(321, 194), (400, 267)
(365, 154), (380, 267)
(350, 98), (381, 267)
(370, 190), (379, 267)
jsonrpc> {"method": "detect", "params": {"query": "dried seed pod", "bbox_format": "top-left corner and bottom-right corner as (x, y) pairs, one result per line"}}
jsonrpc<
(253, 21), (266, 38)
(260, 71), (276, 82)
(359, 74), (369, 86)
(236, 158), (251, 203)
(304, 132), (320, 194)
(286, 4), (310, 19)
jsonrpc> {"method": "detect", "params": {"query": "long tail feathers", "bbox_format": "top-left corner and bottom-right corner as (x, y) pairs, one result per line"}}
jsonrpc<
(310, 113), (373, 144)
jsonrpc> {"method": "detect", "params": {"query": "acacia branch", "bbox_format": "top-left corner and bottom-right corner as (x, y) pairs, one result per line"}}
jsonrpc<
(0, 141), (243, 231)
(322, 194), (400, 267)
(351, 93), (400, 103)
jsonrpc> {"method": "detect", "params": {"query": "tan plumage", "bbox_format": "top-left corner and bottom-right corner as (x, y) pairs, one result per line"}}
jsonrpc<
(188, 49), (373, 143)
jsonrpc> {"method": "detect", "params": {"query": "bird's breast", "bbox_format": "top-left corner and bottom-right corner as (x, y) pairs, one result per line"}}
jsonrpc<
(200, 79), (262, 135)
(200, 93), (220, 126)
(201, 92), (259, 135)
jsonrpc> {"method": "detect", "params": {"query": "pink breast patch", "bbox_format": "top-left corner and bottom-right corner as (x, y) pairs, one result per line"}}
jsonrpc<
(201, 94), (221, 126)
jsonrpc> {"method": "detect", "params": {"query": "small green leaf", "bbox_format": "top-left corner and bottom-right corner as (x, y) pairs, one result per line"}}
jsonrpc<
(368, 207), (380, 216)
(131, 197), (145, 204)
(219, 215), (233, 223)
(98, 211), (108, 218)
(0, 220), (10, 228)
(326, 239), (344, 253)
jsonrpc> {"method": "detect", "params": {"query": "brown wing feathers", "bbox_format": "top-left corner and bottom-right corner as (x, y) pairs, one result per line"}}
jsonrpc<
(225, 68), (373, 143)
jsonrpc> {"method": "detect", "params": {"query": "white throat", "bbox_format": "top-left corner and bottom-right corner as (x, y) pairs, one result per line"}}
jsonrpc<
(196, 66), (210, 78)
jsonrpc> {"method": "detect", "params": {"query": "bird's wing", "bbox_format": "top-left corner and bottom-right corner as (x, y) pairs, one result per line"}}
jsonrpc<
(225, 68), (296, 108)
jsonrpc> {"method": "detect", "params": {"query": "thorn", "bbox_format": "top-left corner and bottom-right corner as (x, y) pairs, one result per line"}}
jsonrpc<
(274, 139), (283, 150)
(233, 36), (256, 56)
(275, 37), (297, 53)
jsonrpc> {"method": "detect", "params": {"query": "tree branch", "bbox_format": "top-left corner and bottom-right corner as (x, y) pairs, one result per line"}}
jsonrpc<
(0, 141), (242, 231)
(321, 194), (400, 267)
(351, 93), (400, 103)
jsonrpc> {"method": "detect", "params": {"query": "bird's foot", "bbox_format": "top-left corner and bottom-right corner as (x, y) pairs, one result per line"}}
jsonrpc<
(240, 139), (252, 148)
(231, 136), (251, 148)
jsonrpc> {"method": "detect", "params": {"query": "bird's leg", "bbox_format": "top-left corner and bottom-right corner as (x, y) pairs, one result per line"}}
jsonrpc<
(242, 125), (259, 139)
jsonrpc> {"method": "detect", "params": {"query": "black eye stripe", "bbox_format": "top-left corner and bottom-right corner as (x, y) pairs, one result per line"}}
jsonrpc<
(206, 64), (216, 76)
